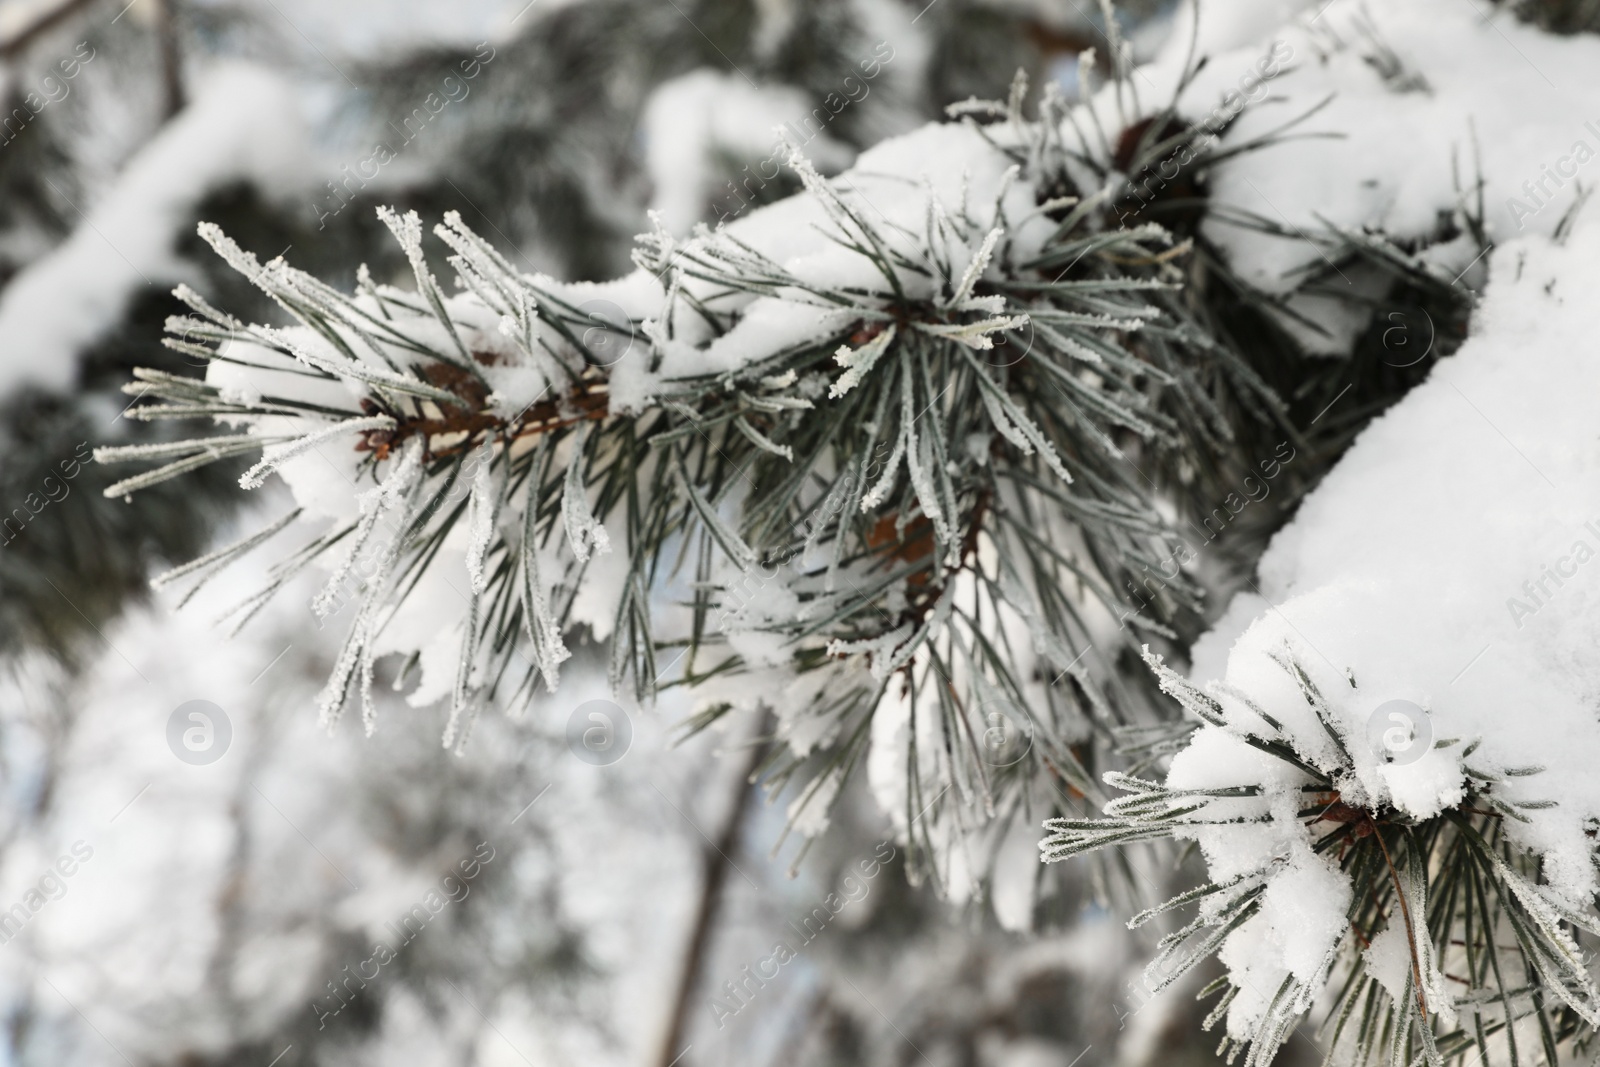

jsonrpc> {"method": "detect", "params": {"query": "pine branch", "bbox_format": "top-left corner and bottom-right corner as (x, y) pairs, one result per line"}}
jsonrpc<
(97, 100), (1285, 885)
(1043, 647), (1600, 1067)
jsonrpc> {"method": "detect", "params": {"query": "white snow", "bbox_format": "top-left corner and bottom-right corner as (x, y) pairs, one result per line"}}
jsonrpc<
(1167, 0), (1600, 290)
(624, 119), (1053, 404)
(1045, 9), (1600, 1035)
(188, 0), (533, 59)
(1160, 182), (1600, 1041)
(0, 63), (311, 395)
(641, 68), (853, 235)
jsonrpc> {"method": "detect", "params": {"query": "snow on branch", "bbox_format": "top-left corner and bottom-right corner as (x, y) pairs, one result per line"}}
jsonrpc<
(96, 110), (1270, 889)
(1049, 206), (1600, 1065)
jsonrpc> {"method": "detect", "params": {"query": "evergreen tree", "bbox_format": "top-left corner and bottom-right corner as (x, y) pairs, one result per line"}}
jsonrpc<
(10, 1), (1600, 1065)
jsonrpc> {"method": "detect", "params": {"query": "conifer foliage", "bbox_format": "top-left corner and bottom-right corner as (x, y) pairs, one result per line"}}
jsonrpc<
(1045, 650), (1597, 1067)
(96, 73), (1282, 880)
(80, 3), (1600, 1065)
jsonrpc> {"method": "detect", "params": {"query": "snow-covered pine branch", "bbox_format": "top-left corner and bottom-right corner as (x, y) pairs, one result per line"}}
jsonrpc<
(1039, 0), (1600, 1052)
(1033, 3), (1600, 1062)
(95, 85), (1278, 888)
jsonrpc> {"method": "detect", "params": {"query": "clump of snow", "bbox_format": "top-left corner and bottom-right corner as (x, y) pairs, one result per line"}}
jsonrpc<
(641, 68), (853, 234)
(1052, 0), (1600, 358)
(1032, 12), (1600, 1031)
(0, 63), (311, 395)
(1158, 189), (1600, 1040)
(1166, 0), (1600, 289)
(630, 119), (1052, 395)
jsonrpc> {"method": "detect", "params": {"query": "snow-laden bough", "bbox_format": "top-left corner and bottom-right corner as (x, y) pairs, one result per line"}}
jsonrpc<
(1045, 209), (1600, 1066)
(94, 94), (1278, 895)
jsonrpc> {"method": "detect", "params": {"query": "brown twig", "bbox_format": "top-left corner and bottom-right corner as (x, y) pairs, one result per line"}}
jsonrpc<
(149, 0), (184, 119)
(654, 722), (769, 1067)
(359, 368), (611, 462)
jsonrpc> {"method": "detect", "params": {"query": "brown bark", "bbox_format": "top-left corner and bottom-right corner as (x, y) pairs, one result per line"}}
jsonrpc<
(654, 731), (768, 1067)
